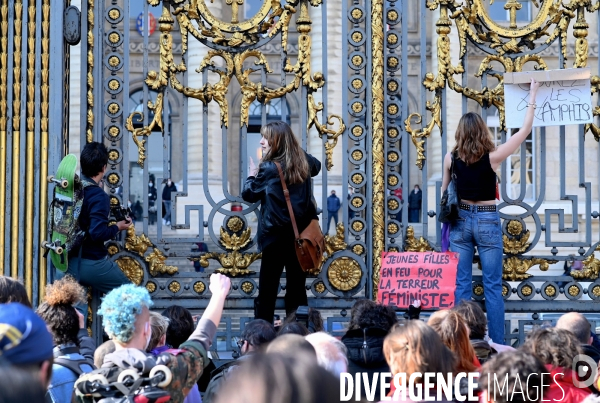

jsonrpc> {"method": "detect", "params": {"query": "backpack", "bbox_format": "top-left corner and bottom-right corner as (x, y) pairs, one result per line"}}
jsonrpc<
(45, 175), (95, 266)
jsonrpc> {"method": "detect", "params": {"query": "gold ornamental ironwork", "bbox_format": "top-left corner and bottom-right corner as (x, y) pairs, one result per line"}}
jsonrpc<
(571, 245), (600, 280)
(503, 220), (531, 255)
(502, 256), (557, 281)
(128, 0), (344, 171)
(114, 257), (145, 286)
(404, 226), (433, 252)
(320, 223), (347, 275)
(191, 226), (261, 277)
(406, 0), (600, 169)
(115, 225), (179, 278)
(328, 257), (362, 291)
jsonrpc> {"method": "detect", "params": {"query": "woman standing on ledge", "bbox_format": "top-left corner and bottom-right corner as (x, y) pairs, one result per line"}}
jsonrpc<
(242, 121), (321, 323)
(442, 78), (540, 345)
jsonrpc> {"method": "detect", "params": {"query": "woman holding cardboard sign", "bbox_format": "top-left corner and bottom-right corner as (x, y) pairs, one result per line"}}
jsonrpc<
(441, 78), (540, 345)
(242, 121), (322, 324)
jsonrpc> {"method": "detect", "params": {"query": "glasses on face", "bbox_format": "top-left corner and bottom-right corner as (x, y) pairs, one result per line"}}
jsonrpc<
(233, 337), (245, 351)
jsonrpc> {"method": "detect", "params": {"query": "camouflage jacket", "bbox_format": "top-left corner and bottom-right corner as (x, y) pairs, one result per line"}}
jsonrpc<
(74, 319), (216, 403)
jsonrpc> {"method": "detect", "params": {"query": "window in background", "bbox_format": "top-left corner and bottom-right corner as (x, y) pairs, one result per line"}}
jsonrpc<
(488, 0), (532, 22)
(129, 0), (161, 20)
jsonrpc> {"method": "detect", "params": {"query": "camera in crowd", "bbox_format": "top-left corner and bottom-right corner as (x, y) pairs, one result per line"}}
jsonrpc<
(295, 306), (316, 333)
(111, 205), (132, 223)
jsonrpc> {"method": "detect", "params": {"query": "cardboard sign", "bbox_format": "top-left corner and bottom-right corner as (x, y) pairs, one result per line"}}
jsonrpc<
(504, 68), (592, 128)
(377, 251), (459, 309)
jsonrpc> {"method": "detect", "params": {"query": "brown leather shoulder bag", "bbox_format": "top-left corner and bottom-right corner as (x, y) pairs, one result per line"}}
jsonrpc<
(274, 162), (325, 275)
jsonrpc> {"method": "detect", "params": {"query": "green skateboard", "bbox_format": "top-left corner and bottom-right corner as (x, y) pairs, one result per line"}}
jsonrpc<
(42, 154), (79, 272)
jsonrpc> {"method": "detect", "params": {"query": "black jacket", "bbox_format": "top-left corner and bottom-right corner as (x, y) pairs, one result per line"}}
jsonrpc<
(162, 183), (177, 201)
(242, 153), (321, 251)
(408, 190), (422, 210)
(342, 327), (390, 402)
(73, 177), (119, 260)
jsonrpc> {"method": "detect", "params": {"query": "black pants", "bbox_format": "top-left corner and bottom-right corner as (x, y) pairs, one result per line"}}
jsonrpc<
(255, 235), (308, 322)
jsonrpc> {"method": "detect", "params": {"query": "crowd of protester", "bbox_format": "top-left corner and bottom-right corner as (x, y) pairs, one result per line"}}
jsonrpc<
(3, 274), (600, 403)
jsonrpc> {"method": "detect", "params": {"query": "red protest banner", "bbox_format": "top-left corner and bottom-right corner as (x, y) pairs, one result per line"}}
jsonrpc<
(377, 251), (459, 309)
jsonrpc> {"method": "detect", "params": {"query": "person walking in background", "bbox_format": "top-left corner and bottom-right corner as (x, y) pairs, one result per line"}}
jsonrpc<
(148, 174), (157, 225)
(326, 189), (341, 233)
(442, 78), (540, 344)
(408, 184), (422, 223)
(242, 121), (321, 323)
(162, 178), (177, 226)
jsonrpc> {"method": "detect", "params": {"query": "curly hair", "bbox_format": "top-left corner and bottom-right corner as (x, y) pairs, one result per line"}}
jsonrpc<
(36, 276), (86, 346)
(161, 305), (194, 348)
(98, 284), (153, 344)
(347, 299), (377, 330)
(521, 327), (582, 369)
(357, 304), (398, 331)
(0, 276), (31, 307)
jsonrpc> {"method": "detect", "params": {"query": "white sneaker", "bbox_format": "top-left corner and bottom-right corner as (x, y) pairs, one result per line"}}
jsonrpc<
(166, 221), (171, 226)
(162, 219), (166, 225)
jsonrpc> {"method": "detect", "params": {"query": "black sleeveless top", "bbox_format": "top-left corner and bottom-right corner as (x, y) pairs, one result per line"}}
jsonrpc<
(454, 153), (497, 201)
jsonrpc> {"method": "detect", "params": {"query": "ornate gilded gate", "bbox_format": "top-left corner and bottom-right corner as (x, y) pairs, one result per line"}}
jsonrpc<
(2, 0), (600, 346)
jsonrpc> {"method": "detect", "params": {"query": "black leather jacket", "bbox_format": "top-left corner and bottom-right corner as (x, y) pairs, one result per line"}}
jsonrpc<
(242, 153), (321, 251)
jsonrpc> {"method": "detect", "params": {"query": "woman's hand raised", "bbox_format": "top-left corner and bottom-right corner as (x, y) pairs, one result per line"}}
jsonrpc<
(249, 157), (258, 177)
(529, 77), (540, 96)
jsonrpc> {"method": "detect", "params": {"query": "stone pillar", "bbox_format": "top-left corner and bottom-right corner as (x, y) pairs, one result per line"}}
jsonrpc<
(68, 0), (81, 161)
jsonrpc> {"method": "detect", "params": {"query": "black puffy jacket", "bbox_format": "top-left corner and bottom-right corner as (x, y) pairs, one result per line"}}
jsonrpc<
(342, 327), (390, 401)
(242, 153), (321, 251)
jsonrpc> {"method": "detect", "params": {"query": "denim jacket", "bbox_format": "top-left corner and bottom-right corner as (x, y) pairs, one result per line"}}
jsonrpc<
(47, 353), (94, 403)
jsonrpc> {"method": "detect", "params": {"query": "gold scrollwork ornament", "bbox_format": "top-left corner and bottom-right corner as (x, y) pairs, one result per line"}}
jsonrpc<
(192, 226), (261, 277)
(404, 226), (433, 252)
(115, 257), (145, 286)
(571, 245), (600, 280)
(328, 257), (362, 292)
(502, 256), (558, 281)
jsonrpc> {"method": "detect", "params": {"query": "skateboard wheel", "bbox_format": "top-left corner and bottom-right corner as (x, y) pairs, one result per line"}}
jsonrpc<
(55, 246), (64, 255)
(117, 369), (140, 383)
(60, 179), (68, 188)
(149, 365), (172, 388)
(87, 373), (109, 397)
(46, 175), (54, 183)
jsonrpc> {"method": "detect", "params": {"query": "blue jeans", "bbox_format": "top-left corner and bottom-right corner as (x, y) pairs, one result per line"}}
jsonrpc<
(326, 210), (339, 233)
(450, 207), (505, 344)
(163, 200), (172, 223)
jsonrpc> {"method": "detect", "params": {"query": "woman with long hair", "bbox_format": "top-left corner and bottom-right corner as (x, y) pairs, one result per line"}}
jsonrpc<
(442, 78), (540, 345)
(242, 121), (321, 323)
(427, 309), (479, 373)
(383, 320), (456, 401)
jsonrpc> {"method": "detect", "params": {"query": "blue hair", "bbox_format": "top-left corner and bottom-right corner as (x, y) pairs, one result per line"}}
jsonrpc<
(98, 284), (153, 343)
